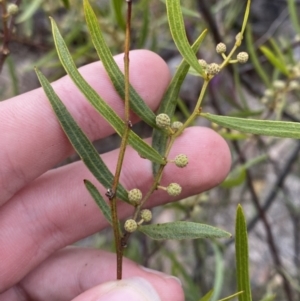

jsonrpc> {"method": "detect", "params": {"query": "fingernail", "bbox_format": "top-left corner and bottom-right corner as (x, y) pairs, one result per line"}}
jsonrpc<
(95, 277), (161, 301)
(140, 266), (182, 286)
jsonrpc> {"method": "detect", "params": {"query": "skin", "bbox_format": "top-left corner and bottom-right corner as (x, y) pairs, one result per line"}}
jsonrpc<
(0, 50), (231, 301)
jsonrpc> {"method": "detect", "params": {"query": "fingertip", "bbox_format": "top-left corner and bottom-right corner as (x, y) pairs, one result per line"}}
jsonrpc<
(71, 276), (184, 301)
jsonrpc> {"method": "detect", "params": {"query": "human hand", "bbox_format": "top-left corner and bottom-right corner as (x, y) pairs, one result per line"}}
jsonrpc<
(0, 50), (231, 301)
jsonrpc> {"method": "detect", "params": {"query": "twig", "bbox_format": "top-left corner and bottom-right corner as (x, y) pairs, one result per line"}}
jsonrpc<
(109, 0), (132, 280)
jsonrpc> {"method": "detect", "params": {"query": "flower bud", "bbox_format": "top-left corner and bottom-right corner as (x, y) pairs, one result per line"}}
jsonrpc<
(198, 59), (207, 68)
(128, 188), (142, 206)
(174, 154), (188, 168)
(166, 183), (182, 196)
(273, 80), (285, 90)
(237, 52), (249, 63)
(171, 121), (183, 131)
(7, 3), (19, 15)
(124, 219), (137, 233)
(156, 113), (171, 128)
(140, 209), (152, 222)
(216, 43), (226, 54)
(206, 63), (220, 76)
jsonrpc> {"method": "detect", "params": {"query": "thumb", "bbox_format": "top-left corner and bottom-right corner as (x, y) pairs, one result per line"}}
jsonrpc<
(71, 276), (184, 301)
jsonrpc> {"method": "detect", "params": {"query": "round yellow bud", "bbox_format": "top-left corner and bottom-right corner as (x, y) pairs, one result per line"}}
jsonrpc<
(171, 121), (183, 131)
(174, 154), (188, 168)
(140, 209), (152, 222)
(198, 59), (207, 68)
(7, 3), (19, 15)
(273, 80), (285, 90)
(216, 43), (226, 54)
(289, 80), (300, 90)
(166, 183), (182, 196)
(128, 188), (142, 206)
(264, 89), (274, 98)
(237, 52), (249, 63)
(156, 113), (171, 128)
(206, 63), (220, 76)
(124, 219), (137, 233)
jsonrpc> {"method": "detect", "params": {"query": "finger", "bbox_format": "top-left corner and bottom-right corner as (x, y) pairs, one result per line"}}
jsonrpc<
(0, 247), (183, 301)
(0, 127), (231, 291)
(0, 50), (170, 205)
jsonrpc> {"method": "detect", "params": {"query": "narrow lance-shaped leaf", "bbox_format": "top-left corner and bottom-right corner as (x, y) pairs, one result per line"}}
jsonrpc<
(111, 0), (125, 30)
(138, 221), (231, 240)
(50, 18), (165, 164)
(201, 113), (300, 139)
(235, 205), (252, 301)
(166, 0), (205, 77)
(84, 179), (112, 224)
(260, 46), (289, 76)
(211, 243), (224, 301)
(83, 0), (157, 128)
(152, 29), (208, 175)
(245, 26), (271, 88)
(35, 68), (129, 202)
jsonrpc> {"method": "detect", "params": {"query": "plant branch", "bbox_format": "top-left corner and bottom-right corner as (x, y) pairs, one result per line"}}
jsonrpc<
(109, 0), (132, 280)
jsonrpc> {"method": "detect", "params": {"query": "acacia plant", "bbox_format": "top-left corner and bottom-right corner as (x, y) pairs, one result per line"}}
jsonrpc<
(35, 0), (300, 300)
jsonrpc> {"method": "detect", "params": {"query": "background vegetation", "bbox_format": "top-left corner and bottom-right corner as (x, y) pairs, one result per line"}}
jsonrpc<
(1, 0), (300, 300)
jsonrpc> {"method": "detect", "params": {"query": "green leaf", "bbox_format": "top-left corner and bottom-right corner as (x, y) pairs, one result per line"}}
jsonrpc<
(83, 0), (157, 129)
(137, 0), (150, 48)
(35, 68), (129, 202)
(235, 205), (252, 301)
(50, 18), (165, 164)
(199, 290), (213, 301)
(138, 221), (231, 240)
(152, 29), (207, 175)
(166, 0), (205, 77)
(211, 243), (224, 301)
(245, 26), (271, 88)
(287, 0), (300, 34)
(260, 46), (289, 76)
(16, 0), (43, 23)
(222, 154), (267, 188)
(61, 0), (70, 9)
(221, 167), (246, 188)
(201, 113), (300, 139)
(84, 179), (112, 224)
(111, 0), (125, 30)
